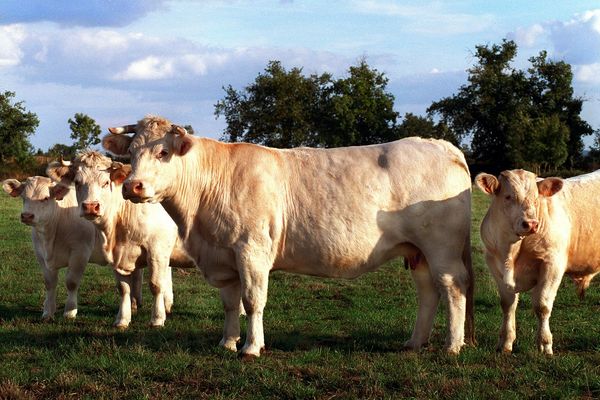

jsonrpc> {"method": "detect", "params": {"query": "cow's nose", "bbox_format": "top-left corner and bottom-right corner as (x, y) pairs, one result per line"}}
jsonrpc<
(522, 219), (538, 233)
(20, 212), (34, 223)
(123, 180), (144, 197)
(82, 201), (100, 216)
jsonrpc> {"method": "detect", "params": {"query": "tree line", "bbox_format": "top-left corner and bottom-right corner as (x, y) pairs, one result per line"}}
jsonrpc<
(1, 40), (598, 176)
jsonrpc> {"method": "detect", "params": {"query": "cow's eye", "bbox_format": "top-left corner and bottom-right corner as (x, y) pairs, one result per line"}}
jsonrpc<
(102, 181), (110, 188)
(41, 196), (49, 202)
(157, 150), (168, 159)
(505, 195), (511, 200)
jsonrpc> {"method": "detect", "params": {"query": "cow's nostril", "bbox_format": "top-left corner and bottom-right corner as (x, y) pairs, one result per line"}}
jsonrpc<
(133, 182), (143, 194)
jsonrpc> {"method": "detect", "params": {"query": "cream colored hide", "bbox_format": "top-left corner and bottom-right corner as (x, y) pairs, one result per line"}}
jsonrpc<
(2, 176), (108, 320)
(46, 152), (195, 328)
(103, 116), (474, 358)
(476, 169), (600, 355)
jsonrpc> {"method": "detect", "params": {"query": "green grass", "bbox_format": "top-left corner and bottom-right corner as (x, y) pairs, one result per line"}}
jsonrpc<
(1, 189), (600, 399)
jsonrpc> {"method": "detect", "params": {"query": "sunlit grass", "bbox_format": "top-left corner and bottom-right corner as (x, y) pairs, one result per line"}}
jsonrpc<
(1, 189), (599, 399)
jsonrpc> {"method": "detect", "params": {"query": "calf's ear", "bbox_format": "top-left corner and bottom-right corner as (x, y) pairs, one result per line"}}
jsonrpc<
(50, 184), (70, 200)
(46, 161), (75, 185)
(102, 134), (132, 156)
(537, 177), (563, 197)
(109, 162), (132, 185)
(475, 173), (500, 195)
(170, 125), (193, 156)
(2, 179), (24, 197)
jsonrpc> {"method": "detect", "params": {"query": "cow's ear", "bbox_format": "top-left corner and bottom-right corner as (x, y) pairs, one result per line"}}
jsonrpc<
(109, 162), (132, 185)
(46, 161), (75, 185)
(171, 125), (193, 156)
(2, 179), (24, 197)
(475, 173), (500, 195)
(50, 184), (70, 201)
(102, 134), (132, 156)
(538, 177), (563, 197)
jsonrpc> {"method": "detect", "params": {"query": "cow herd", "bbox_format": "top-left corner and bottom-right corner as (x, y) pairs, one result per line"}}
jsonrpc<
(3, 115), (599, 358)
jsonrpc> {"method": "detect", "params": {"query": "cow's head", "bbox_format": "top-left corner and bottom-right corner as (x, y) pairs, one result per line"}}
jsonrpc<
(46, 152), (131, 222)
(102, 115), (193, 203)
(475, 169), (563, 239)
(2, 176), (66, 226)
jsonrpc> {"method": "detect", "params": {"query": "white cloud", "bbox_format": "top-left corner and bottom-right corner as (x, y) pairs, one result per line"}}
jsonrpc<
(117, 56), (175, 80)
(0, 25), (26, 67)
(512, 24), (545, 48)
(351, 0), (494, 35)
(575, 63), (600, 85)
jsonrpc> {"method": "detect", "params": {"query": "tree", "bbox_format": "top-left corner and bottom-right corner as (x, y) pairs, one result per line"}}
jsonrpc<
(428, 40), (593, 172)
(215, 60), (400, 148)
(396, 113), (459, 146)
(0, 91), (39, 165)
(68, 113), (102, 153)
(47, 143), (76, 159)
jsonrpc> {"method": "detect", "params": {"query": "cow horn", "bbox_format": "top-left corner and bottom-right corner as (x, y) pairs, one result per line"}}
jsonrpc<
(108, 124), (137, 134)
(171, 124), (187, 137)
(59, 157), (71, 167)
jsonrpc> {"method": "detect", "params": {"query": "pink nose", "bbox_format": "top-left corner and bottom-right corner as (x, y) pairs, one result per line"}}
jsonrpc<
(20, 212), (34, 223)
(82, 201), (100, 216)
(522, 219), (538, 234)
(123, 180), (144, 198)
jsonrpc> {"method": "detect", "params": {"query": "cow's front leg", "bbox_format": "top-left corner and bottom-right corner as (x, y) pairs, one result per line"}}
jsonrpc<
(147, 253), (171, 327)
(237, 250), (270, 359)
(113, 271), (133, 328)
(405, 259), (439, 351)
(531, 261), (565, 355)
(219, 281), (242, 352)
(497, 284), (519, 353)
(41, 267), (59, 321)
(64, 254), (88, 319)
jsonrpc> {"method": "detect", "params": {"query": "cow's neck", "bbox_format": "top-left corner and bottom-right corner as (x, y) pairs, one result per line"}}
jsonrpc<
(162, 139), (231, 243)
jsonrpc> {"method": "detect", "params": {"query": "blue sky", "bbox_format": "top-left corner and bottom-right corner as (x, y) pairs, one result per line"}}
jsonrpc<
(1, 0), (599, 151)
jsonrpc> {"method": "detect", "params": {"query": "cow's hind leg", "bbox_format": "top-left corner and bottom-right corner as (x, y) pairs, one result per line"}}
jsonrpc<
(405, 258), (440, 351)
(219, 282), (242, 352)
(130, 268), (143, 313)
(426, 251), (469, 354)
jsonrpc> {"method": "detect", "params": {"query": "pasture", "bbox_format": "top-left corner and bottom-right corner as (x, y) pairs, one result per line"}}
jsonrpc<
(1, 188), (599, 399)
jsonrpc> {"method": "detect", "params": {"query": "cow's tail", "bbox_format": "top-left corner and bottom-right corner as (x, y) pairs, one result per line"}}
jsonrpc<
(463, 229), (476, 346)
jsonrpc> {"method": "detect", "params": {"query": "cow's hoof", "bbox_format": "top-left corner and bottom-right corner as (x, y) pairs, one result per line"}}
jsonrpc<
(113, 322), (129, 330)
(63, 310), (77, 320)
(219, 338), (240, 352)
(444, 343), (463, 355)
(41, 315), (55, 323)
(403, 339), (424, 352)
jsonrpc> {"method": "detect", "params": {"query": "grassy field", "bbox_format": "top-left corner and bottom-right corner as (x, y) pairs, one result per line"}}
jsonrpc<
(1, 188), (599, 399)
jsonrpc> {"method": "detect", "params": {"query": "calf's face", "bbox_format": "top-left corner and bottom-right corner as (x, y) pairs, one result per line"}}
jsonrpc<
(2, 177), (63, 226)
(476, 169), (563, 238)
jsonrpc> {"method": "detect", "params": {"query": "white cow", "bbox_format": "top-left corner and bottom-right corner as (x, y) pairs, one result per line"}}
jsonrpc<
(103, 115), (474, 358)
(476, 169), (600, 354)
(47, 151), (195, 328)
(2, 176), (110, 320)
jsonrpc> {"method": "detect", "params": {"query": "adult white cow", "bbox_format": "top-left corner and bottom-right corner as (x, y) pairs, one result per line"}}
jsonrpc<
(103, 115), (474, 358)
(47, 151), (195, 328)
(476, 169), (600, 355)
(2, 176), (110, 320)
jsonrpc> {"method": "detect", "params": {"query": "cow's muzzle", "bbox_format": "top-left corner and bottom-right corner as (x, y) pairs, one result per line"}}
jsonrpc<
(122, 180), (152, 203)
(82, 201), (101, 219)
(519, 219), (539, 236)
(20, 212), (34, 225)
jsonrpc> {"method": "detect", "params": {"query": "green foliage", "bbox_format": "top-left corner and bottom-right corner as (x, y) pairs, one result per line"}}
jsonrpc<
(0, 91), (39, 166)
(428, 40), (593, 173)
(396, 112), (459, 146)
(215, 60), (401, 148)
(1, 189), (600, 398)
(68, 113), (102, 153)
